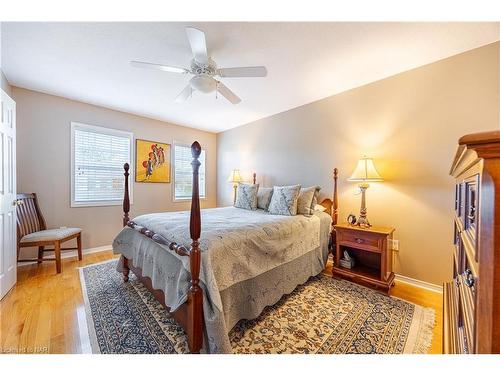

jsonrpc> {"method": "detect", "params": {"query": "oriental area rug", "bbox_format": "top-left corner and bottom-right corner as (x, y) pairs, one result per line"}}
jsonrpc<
(79, 260), (435, 354)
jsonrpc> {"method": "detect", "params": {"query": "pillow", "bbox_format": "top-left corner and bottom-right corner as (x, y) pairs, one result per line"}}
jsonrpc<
(268, 185), (301, 216)
(297, 186), (321, 215)
(257, 187), (273, 210)
(311, 186), (321, 207)
(234, 183), (259, 210)
(314, 204), (326, 212)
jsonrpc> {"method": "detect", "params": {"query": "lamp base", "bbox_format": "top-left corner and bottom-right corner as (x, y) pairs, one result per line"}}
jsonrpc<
(355, 183), (372, 228)
(355, 215), (371, 228)
(233, 184), (237, 205)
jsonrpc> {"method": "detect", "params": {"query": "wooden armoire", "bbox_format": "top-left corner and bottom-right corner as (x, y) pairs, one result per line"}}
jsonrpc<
(446, 130), (500, 353)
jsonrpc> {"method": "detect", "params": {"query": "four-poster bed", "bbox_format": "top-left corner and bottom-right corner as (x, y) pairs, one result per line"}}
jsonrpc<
(116, 141), (339, 353)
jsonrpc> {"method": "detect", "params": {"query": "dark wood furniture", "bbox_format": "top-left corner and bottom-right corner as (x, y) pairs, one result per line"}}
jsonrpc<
(119, 141), (339, 353)
(16, 193), (82, 273)
(332, 223), (395, 294)
(445, 130), (500, 354)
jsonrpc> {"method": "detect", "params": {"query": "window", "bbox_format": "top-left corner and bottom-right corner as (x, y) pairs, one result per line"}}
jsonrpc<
(71, 122), (133, 207)
(174, 143), (206, 200)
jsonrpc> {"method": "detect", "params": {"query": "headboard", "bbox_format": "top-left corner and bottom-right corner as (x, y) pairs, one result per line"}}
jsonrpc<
(251, 169), (338, 225)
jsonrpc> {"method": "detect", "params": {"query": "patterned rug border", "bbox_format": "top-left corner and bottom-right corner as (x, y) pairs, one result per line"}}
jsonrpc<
(79, 260), (436, 354)
(78, 259), (106, 354)
(79, 259), (119, 354)
(402, 301), (435, 353)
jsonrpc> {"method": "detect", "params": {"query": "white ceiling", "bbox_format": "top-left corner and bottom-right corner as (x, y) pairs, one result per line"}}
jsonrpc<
(2, 22), (499, 133)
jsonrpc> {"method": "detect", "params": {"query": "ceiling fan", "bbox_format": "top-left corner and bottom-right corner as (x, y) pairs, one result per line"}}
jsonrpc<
(130, 27), (267, 105)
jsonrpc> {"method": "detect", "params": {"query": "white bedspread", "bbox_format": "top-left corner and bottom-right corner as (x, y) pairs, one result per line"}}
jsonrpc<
(113, 206), (331, 352)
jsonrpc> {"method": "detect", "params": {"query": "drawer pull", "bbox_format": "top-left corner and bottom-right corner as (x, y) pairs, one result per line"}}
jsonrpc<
(464, 269), (475, 288)
(355, 238), (364, 244)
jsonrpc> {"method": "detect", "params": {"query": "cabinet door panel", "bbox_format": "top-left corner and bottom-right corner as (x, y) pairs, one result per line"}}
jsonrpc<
(464, 174), (479, 262)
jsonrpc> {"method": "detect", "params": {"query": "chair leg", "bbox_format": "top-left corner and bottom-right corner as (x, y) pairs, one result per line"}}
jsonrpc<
(54, 241), (62, 273)
(77, 233), (82, 261)
(38, 246), (44, 264)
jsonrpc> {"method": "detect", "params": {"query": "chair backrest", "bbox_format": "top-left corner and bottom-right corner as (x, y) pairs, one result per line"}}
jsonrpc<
(16, 193), (46, 242)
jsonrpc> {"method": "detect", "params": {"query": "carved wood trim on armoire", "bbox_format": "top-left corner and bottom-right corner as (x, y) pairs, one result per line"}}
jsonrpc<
(446, 130), (500, 353)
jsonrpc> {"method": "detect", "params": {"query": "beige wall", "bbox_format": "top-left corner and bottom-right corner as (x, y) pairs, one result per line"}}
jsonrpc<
(13, 87), (217, 258)
(1, 70), (11, 96)
(217, 42), (500, 285)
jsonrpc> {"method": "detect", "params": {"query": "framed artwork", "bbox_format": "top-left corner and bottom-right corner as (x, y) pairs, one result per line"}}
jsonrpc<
(135, 139), (171, 183)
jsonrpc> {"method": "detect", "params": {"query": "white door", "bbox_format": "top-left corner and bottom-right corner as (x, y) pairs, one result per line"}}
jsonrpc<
(0, 89), (16, 300)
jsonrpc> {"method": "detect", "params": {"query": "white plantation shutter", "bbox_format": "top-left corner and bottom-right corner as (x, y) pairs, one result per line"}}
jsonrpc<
(174, 144), (206, 200)
(71, 122), (133, 207)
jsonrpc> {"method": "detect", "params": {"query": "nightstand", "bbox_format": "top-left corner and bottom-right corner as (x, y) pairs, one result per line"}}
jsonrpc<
(333, 223), (395, 294)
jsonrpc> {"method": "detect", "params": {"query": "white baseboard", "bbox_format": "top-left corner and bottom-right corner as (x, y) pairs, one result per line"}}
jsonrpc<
(395, 274), (443, 293)
(17, 245), (112, 267)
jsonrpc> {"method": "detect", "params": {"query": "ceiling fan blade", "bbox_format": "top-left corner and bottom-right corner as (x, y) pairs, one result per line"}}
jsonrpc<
(217, 66), (267, 78)
(216, 81), (241, 104)
(186, 27), (209, 65)
(130, 61), (190, 74)
(174, 85), (193, 103)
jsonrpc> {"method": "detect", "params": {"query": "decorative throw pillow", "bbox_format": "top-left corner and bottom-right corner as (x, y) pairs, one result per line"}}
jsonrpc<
(257, 187), (273, 210)
(297, 186), (320, 215)
(234, 183), (259, 210)
(311, 186), (321, 207)
(268, 185), (301, 216)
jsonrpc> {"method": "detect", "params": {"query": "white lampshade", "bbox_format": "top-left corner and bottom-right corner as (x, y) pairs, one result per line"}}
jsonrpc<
(227, 169), (243, 183)
(348, 157), (383, 182)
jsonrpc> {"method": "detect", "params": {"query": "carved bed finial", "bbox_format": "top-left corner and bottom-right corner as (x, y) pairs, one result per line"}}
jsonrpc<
(191, 141), (202, 158)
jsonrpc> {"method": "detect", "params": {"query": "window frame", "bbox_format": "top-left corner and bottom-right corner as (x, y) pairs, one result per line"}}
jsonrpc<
(70, 121), (134, 208)
(172, 141), (207, 202)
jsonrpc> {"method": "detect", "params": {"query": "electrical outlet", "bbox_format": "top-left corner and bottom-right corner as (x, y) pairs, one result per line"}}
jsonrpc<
(389, 239), (399, 251)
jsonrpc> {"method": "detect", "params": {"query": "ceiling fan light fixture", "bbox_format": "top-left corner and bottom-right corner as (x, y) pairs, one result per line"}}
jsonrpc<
(190, 75), (216, 93)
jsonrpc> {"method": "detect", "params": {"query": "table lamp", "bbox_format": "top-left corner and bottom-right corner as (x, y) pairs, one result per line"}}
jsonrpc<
(228, 169), (243, 204)
(348, 156), (383, 227)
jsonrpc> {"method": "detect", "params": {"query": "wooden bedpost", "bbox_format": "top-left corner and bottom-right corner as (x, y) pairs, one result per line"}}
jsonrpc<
(331, 168), (339, 252)
(332, 168), (338, 225)
(188, 141), (203, 354)
(122, 163), (130, 282)
(253, 173), (256, 185)
(123, 163), (130, 227)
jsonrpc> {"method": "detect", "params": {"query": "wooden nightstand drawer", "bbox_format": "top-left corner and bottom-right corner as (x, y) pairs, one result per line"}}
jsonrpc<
(338, 230), (381, 253)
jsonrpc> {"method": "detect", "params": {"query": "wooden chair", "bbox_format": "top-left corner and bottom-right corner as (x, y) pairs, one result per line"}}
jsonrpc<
(16, 193), (82, 273)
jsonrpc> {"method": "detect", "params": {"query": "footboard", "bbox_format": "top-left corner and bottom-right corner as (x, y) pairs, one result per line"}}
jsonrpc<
(120, 141), (204, 353)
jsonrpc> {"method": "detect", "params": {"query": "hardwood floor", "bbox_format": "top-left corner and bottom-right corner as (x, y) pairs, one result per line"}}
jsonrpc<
(0, 251), (443, 354)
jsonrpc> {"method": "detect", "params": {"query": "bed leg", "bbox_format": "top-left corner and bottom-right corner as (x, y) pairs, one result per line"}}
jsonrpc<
(187, 238), (203, 354)
(122, 256), (130, 282)
(187, 284), (203, 353)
